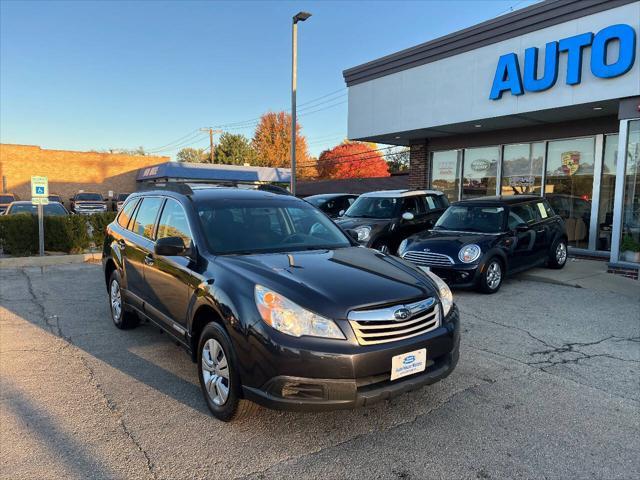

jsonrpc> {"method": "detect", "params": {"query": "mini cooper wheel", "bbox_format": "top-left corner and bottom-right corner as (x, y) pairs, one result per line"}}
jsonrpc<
(548, 239), (568, 269)
(108, 270), (139, 329)
(478, 258), (503, 294)
(197, 322), (258, 421)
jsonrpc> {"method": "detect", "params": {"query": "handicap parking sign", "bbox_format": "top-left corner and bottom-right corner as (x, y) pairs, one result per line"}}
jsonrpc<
(31, 176), (48, 198)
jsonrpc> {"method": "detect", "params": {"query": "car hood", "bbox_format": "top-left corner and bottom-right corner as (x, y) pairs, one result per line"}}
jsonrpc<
(215, 247), (435, 320)
(400, 229), (501, 258)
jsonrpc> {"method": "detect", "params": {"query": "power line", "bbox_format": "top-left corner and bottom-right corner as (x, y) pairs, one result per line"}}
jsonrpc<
(297, 145), (401, 168)
(145, 129), (202, 153)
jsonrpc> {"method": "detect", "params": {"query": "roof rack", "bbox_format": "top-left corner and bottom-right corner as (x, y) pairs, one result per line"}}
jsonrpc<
(139, 182), (194, 195)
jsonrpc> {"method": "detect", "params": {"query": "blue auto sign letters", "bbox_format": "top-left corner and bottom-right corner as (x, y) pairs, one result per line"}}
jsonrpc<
(490, 24), (637, 100)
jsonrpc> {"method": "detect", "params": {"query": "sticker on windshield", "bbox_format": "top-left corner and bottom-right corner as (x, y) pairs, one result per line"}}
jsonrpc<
(537, 203), (548, 218)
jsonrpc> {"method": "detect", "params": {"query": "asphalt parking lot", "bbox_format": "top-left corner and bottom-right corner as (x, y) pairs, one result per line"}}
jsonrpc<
(1, 263), (639, 480)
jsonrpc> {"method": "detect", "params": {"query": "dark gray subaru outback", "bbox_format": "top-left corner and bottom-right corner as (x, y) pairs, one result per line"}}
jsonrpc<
(102, 184), (460, 421)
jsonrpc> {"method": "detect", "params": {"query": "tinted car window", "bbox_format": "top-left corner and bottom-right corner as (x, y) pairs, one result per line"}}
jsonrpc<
(509, 204), (537, 229)
(130, 197), (163, 239)
(0, 195), (15, 203)
(117, 199), (139, 229)
(157, 199), (193, 246)
(75, 193), (103, 201)
(401, 197), (420, 215)
(345, 197), (399, 219)
(197, 199), (350, 254)
(435, 205), (505, 233)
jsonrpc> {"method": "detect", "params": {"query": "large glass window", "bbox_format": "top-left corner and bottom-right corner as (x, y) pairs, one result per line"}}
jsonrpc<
(545, 137), (595, 248)
(597, 135), (618, 251)
(619, 120), (640, 263)
(462, 147), (499, 199)
(501, 143), (544, 196)
(431, 150), (460, 201)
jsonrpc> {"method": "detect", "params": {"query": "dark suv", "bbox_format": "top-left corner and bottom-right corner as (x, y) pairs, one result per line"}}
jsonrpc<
(335, 190), (449, 254)
(102, 185), (460, 421)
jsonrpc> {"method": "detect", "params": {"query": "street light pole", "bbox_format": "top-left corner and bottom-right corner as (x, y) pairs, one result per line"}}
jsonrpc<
(291, 11), (311, 196)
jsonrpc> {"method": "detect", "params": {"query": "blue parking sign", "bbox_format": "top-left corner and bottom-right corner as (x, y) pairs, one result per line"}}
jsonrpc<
(36, 186), (44, 195)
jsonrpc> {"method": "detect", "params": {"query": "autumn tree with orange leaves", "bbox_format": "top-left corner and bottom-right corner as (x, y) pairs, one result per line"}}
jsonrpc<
(317, 141), (390, 179)
(252, 111), (317, 179)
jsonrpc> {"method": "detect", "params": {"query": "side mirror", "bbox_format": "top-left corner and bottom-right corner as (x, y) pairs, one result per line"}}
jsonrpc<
(155, 236), (187, 256)
(345, 229), (359, 241)
(402, 212), (415, 221)
(338, 209), (345, 217)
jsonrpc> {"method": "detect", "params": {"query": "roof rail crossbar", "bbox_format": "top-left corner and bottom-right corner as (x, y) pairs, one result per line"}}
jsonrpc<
(139, 182), (194, 195)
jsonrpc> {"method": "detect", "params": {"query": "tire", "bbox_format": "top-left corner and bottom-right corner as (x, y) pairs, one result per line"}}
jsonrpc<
(477, 257), (503, 294)
(548, 238), (568, 269)
(108, 270), (139, 329)
(197, 322), (258, 422)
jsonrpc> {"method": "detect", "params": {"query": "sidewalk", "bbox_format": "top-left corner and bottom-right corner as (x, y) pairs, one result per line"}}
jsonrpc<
(519, 258), (640, 299)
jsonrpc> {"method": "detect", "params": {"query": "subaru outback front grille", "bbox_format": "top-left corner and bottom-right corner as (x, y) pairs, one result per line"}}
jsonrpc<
(402, 251), (454, 267)
(348, 298), (440, 346)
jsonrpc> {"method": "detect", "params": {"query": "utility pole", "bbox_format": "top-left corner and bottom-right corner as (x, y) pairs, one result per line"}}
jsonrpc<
(200, 128), (223, 163)
(291, 11), (312, 195)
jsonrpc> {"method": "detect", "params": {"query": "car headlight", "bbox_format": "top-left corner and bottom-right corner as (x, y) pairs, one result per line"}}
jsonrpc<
(398, 238), (408, 255)
(458, 244), (481, 263)
(354, 226), (371, 242)
(423, 270), (453, 317)
(255, 285), (345, 339)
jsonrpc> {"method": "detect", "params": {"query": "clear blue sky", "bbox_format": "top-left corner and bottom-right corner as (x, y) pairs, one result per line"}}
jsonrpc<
(1, 0), (537, 158)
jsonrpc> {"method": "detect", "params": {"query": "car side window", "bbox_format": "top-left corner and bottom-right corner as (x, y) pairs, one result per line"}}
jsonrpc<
(508, 204), (536, 230)
(424, 195), (439, 212)
(542, 199), (555, 217)
(534, 201), (552, 221)
(117, 199), (138, 229)
(157, 199), (193, 246)
(130, 197), (163, 240)
(401, 197), (420, 215)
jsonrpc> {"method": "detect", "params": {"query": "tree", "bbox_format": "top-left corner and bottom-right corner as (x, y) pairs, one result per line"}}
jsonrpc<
(317, 141), (390, 179)
(252, 111), (316, 179)
(386, 147), (410, 173)
(176, 147), (207, 163)
(214, 133), (257, 165)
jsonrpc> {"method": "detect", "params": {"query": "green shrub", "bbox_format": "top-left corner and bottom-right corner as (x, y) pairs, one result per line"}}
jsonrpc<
(87, 212), (117, 246)
(0, 212), (114, 256)
(0, 214), (39, 256)
(620, 235), (640, 253)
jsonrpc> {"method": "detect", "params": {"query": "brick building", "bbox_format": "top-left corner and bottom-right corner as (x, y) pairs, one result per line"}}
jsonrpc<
(0, 144), (168, 206)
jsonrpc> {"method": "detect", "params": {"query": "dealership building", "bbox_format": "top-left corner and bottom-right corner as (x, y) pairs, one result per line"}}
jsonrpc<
(344, 0), (640, 271)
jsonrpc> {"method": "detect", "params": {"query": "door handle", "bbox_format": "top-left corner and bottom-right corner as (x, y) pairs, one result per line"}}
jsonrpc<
(144, 254), (155, 266)
(117, 239), (126, 250)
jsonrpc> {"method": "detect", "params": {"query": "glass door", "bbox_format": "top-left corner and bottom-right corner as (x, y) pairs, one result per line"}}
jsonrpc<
(618, 120), (640, 263)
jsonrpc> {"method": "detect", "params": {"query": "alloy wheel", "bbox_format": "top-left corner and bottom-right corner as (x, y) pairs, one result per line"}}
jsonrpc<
(201, 339), (230, 406)
(556, 242), (567, 265)
(486, 261), (502, 290)
(110, 279), (122, 322)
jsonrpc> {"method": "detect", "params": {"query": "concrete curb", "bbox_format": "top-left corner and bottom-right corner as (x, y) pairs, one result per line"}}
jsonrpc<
(0, 253), (102, 269)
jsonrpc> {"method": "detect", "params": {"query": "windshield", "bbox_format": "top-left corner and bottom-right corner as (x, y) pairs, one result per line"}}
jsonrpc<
(197, 198), (351, 254)
(344, 196), (399, 219)
(117, 193), (129, 201)
(305, 197), (326, 207)
(8, 203), (67, 216)
(0, 195), (15, 203)
(434, 205), (505, 233)
(76, 193), (103, 201)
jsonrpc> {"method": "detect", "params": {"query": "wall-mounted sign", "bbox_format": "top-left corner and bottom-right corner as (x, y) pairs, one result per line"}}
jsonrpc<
(490, 23), (637, 100)
(561, 151), (580, 176)
(470, 159), (491, 172)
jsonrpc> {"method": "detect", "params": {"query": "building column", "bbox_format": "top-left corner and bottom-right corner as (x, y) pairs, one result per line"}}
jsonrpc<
(408, 140), (429, 190)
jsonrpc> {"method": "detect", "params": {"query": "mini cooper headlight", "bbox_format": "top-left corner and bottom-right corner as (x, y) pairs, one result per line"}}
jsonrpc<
(254, 285), (345, 339)
(424, 270), (453, 317)
(354, 226), (371, 242)
(458, 244), (481, 263)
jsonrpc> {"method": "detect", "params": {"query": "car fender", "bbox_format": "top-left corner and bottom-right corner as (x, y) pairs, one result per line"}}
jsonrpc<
(478, 247), (509, 275)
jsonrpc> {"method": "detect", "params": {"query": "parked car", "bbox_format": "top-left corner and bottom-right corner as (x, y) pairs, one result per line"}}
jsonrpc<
(70, 192), (107, 214)
(102, 185), (460, 421)
(304, 193), (359, 218)
(3, 201), (69, 216)
(48, 194), (63, 204)
(0, 193), (19, 214)
(114, 193), (130, 211)
(335, 190), (449, 254)
(398, 195), (567, 293)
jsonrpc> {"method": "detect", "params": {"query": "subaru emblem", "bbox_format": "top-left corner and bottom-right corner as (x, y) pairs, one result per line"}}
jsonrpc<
(394, 308), (411, 321)
(423, 248), (430, 252)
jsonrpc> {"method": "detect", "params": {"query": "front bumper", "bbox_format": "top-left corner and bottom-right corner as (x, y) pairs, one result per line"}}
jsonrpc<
(429, 264), (482, 288)
(242, 305), (460, 411)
